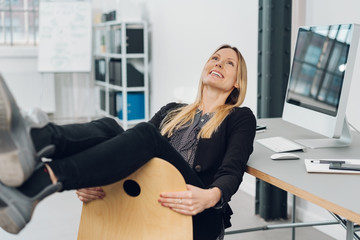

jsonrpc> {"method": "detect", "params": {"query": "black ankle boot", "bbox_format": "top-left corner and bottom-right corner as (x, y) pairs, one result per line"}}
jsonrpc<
(0, 163), (62, 234)
(23, 108), (56, 159)
(0, 177), (62, 234)
(0, 74), (41, 187)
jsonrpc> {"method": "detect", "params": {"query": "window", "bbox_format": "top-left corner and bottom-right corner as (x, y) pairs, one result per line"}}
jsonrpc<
(0, 0), (39, 46)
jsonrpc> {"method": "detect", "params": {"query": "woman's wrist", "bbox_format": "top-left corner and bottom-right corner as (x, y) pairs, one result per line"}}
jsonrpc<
(208, 187), (222, 208)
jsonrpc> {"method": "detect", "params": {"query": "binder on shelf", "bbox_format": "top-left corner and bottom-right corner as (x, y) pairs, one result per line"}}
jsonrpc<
(99, 89), (119, 117)
(95, 59), (106, 82)
(109, 90), (117, 117)
(100, 88), (106, 111)
(109, 59), (144, 87)
(110, 25), (121, 53)
(116, 92), (145, 120)
(109, 59), (121, 86)
(126, 28), (144, 53)
(127, 63), (144, 87)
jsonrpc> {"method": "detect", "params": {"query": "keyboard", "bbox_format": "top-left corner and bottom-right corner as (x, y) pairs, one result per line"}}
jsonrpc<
(256, 136), (305, 153)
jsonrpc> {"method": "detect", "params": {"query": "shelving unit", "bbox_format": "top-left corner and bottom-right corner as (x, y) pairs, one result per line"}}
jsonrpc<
(93, 21), (149, 129)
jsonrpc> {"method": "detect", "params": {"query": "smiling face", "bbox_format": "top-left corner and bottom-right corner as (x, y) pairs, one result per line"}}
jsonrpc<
(201, 47), (239, 94)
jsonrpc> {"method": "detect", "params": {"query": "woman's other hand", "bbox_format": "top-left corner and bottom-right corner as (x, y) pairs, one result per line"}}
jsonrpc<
(76, 187), (105, 203)
(158, 184), (221, 216)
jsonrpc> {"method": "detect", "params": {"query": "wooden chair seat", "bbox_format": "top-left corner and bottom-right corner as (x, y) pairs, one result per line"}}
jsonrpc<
(77, 158), (193, 240)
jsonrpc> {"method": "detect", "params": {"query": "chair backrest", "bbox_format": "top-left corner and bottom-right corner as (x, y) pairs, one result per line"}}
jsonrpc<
(77, 157), (193, 240)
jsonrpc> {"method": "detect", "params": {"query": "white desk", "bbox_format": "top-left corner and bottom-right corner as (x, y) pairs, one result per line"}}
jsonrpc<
(243, 118), (360, 239)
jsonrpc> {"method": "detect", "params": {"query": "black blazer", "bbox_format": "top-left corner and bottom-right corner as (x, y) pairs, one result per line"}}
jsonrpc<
(149, 102), (256, 205)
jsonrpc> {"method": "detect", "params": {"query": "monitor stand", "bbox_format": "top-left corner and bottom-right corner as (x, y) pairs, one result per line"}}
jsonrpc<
(294, 118), (352, 149)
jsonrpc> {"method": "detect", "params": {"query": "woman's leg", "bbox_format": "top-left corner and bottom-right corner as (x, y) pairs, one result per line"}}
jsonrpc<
(31, 117), (124, 159)
(48, 122), (203, 190)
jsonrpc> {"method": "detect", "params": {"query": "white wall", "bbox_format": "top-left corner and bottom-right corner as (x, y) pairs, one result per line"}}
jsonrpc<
(142, 0), (258, 115)
(0, 47), (55, 113)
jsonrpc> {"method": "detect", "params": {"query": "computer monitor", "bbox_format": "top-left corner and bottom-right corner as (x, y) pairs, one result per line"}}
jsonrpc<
(282, 23), (360, 148)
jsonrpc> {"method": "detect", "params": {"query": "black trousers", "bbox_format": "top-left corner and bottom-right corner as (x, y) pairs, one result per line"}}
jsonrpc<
(40, 117), (222, 240)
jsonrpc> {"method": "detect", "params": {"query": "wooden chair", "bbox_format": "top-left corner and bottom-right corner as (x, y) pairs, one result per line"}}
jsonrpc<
(77, 158), (193, 240)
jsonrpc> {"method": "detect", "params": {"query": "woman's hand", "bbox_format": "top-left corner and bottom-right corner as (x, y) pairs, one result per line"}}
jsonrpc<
(158, 184), (221, 216)
(76, 187), (105, 203)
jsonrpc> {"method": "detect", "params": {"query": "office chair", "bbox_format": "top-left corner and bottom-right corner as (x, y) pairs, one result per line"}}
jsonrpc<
(77, 158), (193, 240)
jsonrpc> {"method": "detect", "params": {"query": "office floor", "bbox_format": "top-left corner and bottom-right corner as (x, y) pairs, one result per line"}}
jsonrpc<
(225, 190), (336, 240)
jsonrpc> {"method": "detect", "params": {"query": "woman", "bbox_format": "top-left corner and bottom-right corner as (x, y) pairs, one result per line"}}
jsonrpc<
(0, 45), (256, 240)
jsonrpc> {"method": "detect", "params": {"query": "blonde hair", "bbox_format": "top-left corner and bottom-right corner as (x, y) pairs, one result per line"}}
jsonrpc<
(160, 44), (247, 139)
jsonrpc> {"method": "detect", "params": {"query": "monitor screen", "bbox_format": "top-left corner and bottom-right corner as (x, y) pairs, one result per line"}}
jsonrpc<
(286, 24), (352, 117)
(282, 24), (360, 148)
